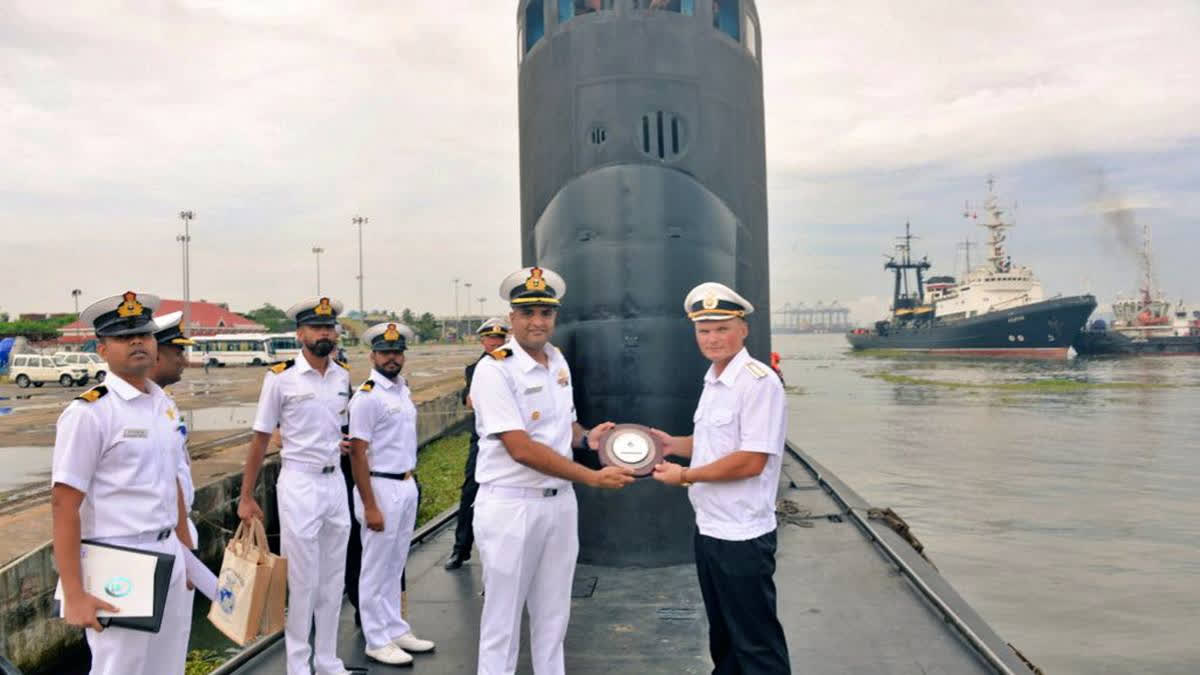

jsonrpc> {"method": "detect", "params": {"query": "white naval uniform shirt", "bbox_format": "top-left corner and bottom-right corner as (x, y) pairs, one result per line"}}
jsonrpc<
(689, 347), (787, 541)
(470, 340), (576, 489)
(251, 356), (351, 468)
(347, 369), (418, 473)
(51, 373), (179, 539)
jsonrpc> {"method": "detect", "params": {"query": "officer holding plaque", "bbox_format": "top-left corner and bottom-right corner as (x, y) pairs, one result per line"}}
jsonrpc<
(468, 266), (634, 675)
(650, 281), (791, 674)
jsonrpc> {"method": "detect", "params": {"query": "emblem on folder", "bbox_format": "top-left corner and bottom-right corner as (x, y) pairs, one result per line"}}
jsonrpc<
(103, 576), (133, 598)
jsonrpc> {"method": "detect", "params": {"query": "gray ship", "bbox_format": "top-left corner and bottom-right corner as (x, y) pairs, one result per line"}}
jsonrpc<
(222, 2), (1038, 673)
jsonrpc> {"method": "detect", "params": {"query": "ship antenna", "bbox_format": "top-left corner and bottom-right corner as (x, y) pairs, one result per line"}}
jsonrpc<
(1140, 223), (1156, 308)
(979, 175), (1012, 273)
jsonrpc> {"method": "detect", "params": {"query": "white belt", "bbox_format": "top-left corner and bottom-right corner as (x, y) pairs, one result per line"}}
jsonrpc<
(282, 459), (339, 474)
(480, 484), (570, 499)
(90, 528), (176, 546)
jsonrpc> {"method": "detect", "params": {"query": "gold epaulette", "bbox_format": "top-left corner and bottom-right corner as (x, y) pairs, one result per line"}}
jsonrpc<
(75, 385), (108, 403)
(269, 359), (295, 374)
(360, 379), (375, 393)
(745, 362), (768, 379)
(334, 359), (349, 369)
(487, 348), (513, 360)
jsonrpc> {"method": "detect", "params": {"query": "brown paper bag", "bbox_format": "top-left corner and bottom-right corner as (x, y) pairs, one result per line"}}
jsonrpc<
(207, 518), (271, 646)
(252, 518), (288, 635)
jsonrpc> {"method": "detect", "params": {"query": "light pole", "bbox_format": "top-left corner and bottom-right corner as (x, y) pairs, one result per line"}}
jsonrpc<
(352, 216), (367, 316)
(70, 289), (82, 316)
(178, 210), (194, 332)
(463, 282), (472, 335)
(453, 278), (461, 342)
(477, 296), (486, 318)
(312, 247), (324, 294)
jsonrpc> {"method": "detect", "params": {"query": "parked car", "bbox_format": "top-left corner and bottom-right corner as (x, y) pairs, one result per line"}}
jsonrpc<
(9, 354), (89, 388)
(53, 352), (107, 383)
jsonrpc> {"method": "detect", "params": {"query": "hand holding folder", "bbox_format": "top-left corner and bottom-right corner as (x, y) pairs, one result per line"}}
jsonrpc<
(55, 540), (177, 634)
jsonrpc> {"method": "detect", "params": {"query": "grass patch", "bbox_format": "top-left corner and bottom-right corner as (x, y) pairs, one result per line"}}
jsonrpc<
(416, 432), (471, 526)
(868, 372), (1178, 391)
(185, 649), (226, 675)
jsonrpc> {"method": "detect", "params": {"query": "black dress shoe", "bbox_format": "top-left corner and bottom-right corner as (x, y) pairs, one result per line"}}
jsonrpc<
(443, 550), (470, 570)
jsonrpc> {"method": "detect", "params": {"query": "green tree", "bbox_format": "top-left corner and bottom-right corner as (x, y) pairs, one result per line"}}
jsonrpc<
(244, 304), (291, 333)
(401, 308), (416, 325)
(413, 312), (440, 342)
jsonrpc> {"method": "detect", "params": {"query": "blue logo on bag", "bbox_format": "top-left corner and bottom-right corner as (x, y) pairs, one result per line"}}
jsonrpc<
(218, 586), (236, 614)
(216, 569), (244, 615)
(104, 577), (132, 598)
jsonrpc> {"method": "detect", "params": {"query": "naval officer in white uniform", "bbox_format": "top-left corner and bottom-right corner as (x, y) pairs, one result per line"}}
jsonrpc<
(469, 266), (635, 675)
(651, 282), (791, 674)
(51, 292), (195, 675)
(345, 321), (436, 666)
(238, 297), (354, 675)
(149, 311), (200, 553)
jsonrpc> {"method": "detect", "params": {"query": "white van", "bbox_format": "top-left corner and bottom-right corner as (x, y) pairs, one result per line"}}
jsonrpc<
(53, 352), (107, 383)
(9, 354), (88, 388)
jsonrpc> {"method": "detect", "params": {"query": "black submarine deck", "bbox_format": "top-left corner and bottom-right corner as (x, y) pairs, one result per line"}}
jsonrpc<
(220, 444), (1031, 674)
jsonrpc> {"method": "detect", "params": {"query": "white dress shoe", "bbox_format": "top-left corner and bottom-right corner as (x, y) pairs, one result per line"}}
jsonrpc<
(392, 632), (436, 653)
(365, 643), (414, 665)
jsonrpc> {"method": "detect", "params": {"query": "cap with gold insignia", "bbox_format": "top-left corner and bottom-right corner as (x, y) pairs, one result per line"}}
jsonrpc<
(362, 321), (415, 352)
(499, 266), (566, 308)
(285, 297), (343, 326)
(151, 311), (196, 346)
(683, 282), (755, 322)
(79, 291), (161, 337)
(476, 317), (510, 337)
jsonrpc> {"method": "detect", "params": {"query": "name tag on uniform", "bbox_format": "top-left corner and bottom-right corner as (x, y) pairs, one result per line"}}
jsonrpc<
(524, 385), (543, 395)
(286, 393), (315, 403)
(122, 428), (149, 439)
(386, 406), (408, 415)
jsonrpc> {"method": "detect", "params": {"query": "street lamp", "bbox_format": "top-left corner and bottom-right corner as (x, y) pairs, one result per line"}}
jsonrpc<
(352, 216), (367, 316)
(477, 296), (486, 317)
(70, 289), (82, 316)
(312, 247), (324, 294)
(178, 210), (194, 332)
(463, 282), (472, 335)
(453, 277), (460, 341)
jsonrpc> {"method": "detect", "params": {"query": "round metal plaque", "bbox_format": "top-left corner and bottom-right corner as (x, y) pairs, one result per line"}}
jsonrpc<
(597, 424), (664, 477)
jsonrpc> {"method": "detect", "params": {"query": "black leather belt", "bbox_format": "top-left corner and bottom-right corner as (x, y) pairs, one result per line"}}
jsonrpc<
(155, 528), (171, 541)
(542, 488), (558, 497)
(370, 470), (415, 481)
(321, 465), (337, 474)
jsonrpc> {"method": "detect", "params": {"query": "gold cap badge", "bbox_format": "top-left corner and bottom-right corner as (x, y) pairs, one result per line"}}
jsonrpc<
(702, 292), (719, 310)
(314, 297), (333, 316)
(116, 291), (144, 318)
(525, 267), (547, 292)
(383, 324), (400, 341)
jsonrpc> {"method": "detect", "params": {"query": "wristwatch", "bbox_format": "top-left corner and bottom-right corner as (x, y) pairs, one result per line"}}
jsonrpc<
(578, 429), (590, 450)
(680, 469), (693, 488)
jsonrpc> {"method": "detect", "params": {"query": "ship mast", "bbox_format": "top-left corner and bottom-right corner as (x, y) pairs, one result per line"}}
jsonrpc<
(976, 175), (1013, 274)
(884, 221), (932, 315)
(1139, 222), (1156, 309)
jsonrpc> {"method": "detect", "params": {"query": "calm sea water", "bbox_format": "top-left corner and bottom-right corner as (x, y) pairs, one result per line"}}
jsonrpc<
(778, 333), (1200, 675)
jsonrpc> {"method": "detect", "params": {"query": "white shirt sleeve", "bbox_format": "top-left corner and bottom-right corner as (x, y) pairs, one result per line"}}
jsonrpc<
(738, 376), (786, 455)
(470, 361), (525, 438)
(251, 372), (282, 435)
(51, 404), (104, 493)
(347, 390), (377, 444)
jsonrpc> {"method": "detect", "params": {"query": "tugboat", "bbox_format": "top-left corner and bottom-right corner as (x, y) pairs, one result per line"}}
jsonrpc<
(847, 179), (1097, 357)
(1074, 224), (1200, 355)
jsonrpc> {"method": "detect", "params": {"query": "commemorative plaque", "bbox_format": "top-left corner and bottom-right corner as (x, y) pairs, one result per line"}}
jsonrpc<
(596, 424), (665, 477)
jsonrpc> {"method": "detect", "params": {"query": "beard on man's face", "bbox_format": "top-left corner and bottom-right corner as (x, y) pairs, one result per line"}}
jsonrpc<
(306, 339), (335, 357)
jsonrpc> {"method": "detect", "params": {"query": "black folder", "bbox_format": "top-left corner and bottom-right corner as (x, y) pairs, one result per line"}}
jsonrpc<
(57, 539), (177, 634)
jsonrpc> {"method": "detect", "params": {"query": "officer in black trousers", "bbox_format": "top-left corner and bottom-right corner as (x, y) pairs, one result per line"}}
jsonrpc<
(444, 317), (510, 571)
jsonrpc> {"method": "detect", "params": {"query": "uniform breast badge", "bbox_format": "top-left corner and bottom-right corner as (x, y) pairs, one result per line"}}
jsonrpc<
(557, 369), (569, 387)
(531, 410), (541, 421)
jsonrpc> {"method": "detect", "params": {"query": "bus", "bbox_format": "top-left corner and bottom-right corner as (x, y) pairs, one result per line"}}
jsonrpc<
(188, 333), (284, 367)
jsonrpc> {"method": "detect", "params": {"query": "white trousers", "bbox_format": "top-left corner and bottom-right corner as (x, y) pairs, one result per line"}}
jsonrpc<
(352, 476), (418, 649)
(85, 532), (192, 675)
(278, 467), (351, 675)
(474, 485), (579, 675)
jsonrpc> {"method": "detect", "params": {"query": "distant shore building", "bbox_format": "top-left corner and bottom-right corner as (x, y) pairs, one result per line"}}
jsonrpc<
(57, 299), (265, 345)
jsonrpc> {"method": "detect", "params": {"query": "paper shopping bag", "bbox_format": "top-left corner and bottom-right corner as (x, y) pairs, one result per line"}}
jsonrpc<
(252, 518), (288, 635)
(207, 518), (271, 645)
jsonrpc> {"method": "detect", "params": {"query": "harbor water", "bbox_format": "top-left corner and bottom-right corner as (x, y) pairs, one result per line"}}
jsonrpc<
(779, 333), (1200, 675)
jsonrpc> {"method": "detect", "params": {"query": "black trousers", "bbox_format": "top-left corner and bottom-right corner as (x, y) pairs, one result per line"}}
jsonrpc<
(451, 439), (480, 555)
(694, 530), (791, 675)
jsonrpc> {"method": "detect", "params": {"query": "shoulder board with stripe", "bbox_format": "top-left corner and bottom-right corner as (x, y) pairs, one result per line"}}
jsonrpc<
(359, 379), (375, 393)
(269, 359), (295, 374)
(745, 362), (768, 379)
(75, 385), (108, 403)
(334, 359), (349, 369)
(487, 348), (513, 360)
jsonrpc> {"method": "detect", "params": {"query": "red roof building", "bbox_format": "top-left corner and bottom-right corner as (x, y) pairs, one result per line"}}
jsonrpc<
(58, 299), (266, 344)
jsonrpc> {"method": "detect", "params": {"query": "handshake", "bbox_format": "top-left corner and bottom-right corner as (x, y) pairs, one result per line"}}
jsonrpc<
(582, 422), (692, 490)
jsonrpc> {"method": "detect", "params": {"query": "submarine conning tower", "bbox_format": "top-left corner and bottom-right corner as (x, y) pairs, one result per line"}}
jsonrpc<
(517, 0), (770, 566)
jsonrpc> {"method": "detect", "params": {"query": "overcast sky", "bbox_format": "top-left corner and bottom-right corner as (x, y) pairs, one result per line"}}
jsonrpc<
(3, 1), (1197, 322)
